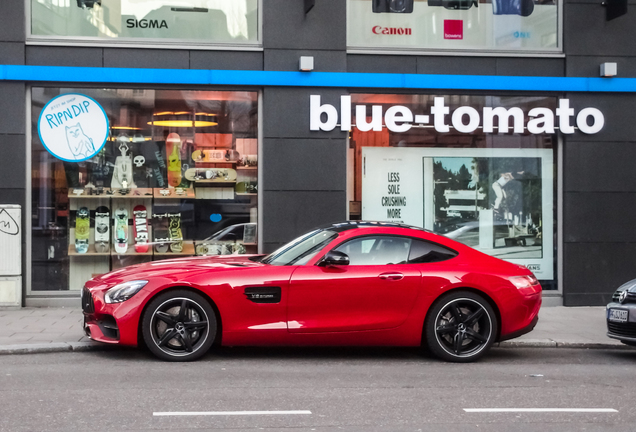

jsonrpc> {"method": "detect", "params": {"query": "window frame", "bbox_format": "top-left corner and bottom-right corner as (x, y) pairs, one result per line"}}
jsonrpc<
(25, 84), (263, 300)
(26, 0), (263, 50)
(345, 0), (564, 57)
(325, 234), (458, 266)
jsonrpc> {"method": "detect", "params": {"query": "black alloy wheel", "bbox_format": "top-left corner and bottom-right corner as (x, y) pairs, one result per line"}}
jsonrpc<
(142, 290), (217, 361)
(425, 291), (497, 363)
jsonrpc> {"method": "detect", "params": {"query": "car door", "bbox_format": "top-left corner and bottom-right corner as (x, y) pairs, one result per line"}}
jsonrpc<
(287, 235), (422, 333)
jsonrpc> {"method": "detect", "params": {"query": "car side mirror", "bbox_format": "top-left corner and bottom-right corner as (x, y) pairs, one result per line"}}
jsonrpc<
(320, 250), (350, 266)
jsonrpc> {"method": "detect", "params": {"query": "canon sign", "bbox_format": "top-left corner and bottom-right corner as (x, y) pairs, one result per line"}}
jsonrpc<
(310, 95), (605, 135)
(372, 26), (412, 35)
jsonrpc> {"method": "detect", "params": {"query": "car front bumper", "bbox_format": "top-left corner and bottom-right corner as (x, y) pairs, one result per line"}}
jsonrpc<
(81, 285), (145, 346)
(606, 302), (636, 342)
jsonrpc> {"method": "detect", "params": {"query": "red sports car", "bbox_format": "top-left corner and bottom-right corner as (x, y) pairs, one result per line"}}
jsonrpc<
(82, 222), (542, 362)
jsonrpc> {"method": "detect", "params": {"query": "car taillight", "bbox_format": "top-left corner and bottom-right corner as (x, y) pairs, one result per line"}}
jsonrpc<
(509, 275), (539, 290)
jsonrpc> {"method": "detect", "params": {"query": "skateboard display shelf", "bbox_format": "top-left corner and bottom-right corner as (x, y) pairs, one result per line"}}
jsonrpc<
(68, 244), (111, 256)
(153, 242), (195, 257)
(153, 188), (196, 199)
(68, 190), (111, 199)
(68, 188), (154, 199)
(111, 244), (154, 256)
(193, 158), (237, 165)
(235, 192), (257, 196)
(236, 166), (257, 170)
(192, 181), (237, 186)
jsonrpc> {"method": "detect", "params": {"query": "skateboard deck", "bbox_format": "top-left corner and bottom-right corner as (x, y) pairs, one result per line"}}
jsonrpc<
(112, 136), (135, 189)
(195, 242), (222, 256)
(74, 207), (90, 253)
(195, 243), (209, 256)
(166, 133), (182, 187)
(153, 213), (170, 253)
(113, 208), (128, 254)
(184, 168), (237, 182)
(94, 206), (110, 253)
(191, 149), (230, 163)
(133, 205), (149, 253)
(168, 213), (183, 253)
(131, 135), (150, 188)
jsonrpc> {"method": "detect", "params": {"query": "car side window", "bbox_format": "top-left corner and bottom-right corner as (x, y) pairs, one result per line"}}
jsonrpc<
(408, 239), (457, 264)
(334, 236), (412, 265)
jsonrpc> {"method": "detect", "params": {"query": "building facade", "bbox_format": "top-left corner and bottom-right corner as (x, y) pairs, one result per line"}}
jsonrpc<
(0, 0), (633, 307)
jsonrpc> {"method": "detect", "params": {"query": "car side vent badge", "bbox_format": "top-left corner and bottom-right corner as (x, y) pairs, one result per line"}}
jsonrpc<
(244, 287), (281, 304)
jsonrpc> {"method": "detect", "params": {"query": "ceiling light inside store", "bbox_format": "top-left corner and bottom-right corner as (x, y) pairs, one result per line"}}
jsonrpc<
(111, 126), (143, 130)
(148, 112), (218, 128)
(107, 136), (152, 141)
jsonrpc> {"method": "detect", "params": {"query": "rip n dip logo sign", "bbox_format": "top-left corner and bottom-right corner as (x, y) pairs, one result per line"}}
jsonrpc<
(38, 93), (109, 162)
(310, 96), (605, 135)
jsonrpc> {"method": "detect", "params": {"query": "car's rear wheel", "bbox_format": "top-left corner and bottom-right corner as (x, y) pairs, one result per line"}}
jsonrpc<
(425, 291), (497, 363)
(142, 290), (217, 361)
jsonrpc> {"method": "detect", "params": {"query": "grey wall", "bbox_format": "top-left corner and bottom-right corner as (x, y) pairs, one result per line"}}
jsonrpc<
(561, 4), (634, 305)
(261, 0), (348, 251)
(562, 93), (636, 305)
(0, 0), (26, 304)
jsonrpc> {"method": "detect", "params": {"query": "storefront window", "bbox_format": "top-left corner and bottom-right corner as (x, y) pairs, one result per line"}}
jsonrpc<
(347, 94), (557, 288)
(31, 87), (258, 292)
(30, 0), (259, 45)
(347, 0), (559, 53)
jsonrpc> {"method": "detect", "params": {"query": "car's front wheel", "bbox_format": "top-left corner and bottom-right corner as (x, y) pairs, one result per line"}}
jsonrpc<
(425, 291), (497, 363)
(142, 290), (217, 361)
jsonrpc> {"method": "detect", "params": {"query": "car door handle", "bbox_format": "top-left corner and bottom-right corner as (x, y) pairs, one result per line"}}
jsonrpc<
(379, 273), (404, 281)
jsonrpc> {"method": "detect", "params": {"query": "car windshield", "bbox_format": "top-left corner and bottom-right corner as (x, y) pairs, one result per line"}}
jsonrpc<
(261, 229), (338, 266)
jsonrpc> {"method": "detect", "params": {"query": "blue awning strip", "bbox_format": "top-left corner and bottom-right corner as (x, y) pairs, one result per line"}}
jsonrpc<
(1, 64), (635, 92)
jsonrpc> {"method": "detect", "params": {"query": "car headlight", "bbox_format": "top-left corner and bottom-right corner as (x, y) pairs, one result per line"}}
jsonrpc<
(104, 280), (148, 304)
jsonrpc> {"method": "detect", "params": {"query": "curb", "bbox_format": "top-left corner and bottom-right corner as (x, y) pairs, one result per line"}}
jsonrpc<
(0, 341), (634, 355)
(0, 342), (113, 356)
(496, 340), (634, 350)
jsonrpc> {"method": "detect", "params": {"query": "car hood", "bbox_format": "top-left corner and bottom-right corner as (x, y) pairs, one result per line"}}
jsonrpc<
(88, 254), (267, 287)
(614, 278), (636, 293)
(609, 278), (636, 304)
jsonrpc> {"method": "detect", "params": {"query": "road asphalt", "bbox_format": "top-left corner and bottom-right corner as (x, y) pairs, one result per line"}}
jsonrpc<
(1, 348), (635, 431)
(0, 304), (629, 355)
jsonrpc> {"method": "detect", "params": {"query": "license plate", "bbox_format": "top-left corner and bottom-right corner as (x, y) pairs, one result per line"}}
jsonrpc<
(609, 308), (629, 323)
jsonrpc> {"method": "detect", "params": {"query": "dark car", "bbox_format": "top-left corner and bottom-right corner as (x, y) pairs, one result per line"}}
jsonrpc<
(606, 279), (636, 346)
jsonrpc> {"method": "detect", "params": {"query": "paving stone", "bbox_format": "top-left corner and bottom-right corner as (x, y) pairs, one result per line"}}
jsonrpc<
(0, 305), (632, 356)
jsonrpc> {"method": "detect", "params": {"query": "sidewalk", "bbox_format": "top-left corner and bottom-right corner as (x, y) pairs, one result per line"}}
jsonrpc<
(0, 305), (629, 355)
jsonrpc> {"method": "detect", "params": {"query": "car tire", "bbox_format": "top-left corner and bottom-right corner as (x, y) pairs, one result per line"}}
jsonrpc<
(425, 290), (497, 363)
(142, 290), (217, 362)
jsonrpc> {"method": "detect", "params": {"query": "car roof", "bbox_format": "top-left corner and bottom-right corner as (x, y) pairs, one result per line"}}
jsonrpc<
(315, 221), (432, 234)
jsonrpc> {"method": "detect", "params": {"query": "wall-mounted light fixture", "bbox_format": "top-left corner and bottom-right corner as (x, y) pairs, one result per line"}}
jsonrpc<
(299, 56), (314, 72)
(600, 62), (618, 77)
(147, 112), (217, 127)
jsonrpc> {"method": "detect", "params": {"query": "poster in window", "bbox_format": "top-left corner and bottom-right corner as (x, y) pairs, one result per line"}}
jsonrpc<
(31, 0), (259, 44)
(362, 146), (554, 280)
(347, 0), (559, 53)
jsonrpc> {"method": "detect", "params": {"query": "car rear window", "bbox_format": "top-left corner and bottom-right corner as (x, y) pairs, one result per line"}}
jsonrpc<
(408, 239), (457, 264)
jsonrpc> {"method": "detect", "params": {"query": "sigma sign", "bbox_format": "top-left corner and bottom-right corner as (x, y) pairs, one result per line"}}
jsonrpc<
(310, 95), (605, 134)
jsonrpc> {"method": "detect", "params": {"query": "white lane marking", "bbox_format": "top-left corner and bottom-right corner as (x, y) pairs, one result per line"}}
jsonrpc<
(153, 410), (312, 417)
(464, 408), (618, 413)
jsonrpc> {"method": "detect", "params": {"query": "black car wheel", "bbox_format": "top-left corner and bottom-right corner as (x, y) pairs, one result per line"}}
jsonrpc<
(425, 291), (497, 363)
(142, 290), (217, 361)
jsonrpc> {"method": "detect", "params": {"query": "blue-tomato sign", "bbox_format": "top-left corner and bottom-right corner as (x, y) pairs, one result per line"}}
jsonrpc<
(37, 93), (109, 162)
